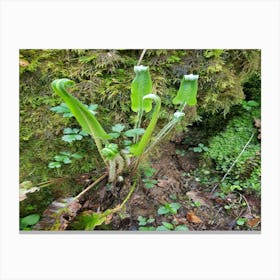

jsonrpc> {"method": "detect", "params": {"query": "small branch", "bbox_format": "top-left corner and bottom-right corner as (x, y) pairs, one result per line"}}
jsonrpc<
(73, 173), (107, 201)
(211, 132), (256, 193)
(235, 191), (252, 216)
(137, 49), (147, 66)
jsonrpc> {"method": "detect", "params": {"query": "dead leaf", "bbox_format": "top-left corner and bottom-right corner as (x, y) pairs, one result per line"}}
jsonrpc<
(246, 217), (261, 228)
(33, 197), (81, 230)
(187, 211), (202, 224)
(19, 181), (40, 202)
(19, 59), (29, 67)
(157, 177), (178, 188)
(186, 190), (210, 207)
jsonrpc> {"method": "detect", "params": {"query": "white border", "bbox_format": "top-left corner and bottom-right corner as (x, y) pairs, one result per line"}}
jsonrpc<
(1, 0), (279, 279)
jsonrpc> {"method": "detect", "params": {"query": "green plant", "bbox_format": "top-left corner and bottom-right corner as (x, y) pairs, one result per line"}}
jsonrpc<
(192, 201), (201, 208)
(62, 127), (89, 143)
(51, 68), (198, 182)
(190, 143), (209, 153)
(175, 149), (186, 157)
(50, 65), (198, 229)
(156, 221), (188, 231)
(157, 203), (181, 215)
(48, 152), (83, 169)
(205, 112), (260, 194)
(236, 217), (247, 226)
(137, 216), (155, 226)
(20, 214), (40, 230)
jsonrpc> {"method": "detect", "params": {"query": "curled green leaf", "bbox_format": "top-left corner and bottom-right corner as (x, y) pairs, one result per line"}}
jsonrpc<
(101, 143), (119, 160)
(131, 66), (153, 113)
(51, 79), (111, 141)
(172, 74), (199, 106)
(130, 94), (161, 156)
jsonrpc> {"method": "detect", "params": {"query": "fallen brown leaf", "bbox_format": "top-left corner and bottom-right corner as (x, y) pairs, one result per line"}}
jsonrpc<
(247, 217), (261, 228)
(186, 190), (210, 207)
(187, 211), (202, 224)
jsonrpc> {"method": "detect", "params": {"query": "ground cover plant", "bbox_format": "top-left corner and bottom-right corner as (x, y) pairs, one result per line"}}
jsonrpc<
(19, 49), (261, 231)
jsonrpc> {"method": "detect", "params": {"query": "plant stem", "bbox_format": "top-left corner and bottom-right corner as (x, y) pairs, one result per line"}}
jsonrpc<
(120, 179), (137, 208)
(137, 49), (147, 66)
(134, 109), (143, 143)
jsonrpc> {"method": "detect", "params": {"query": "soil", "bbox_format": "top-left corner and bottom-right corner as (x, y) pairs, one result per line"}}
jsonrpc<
(64, 139), (261, 231)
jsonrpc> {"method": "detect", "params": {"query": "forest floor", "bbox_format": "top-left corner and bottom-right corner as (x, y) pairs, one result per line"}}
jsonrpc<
(60, 137), (261, 232)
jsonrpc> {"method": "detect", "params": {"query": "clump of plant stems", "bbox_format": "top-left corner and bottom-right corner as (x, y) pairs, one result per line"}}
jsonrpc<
(50, 65), (198, 229)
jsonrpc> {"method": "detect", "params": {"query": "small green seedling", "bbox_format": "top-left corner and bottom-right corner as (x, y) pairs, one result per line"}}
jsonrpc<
(51, 102), (98, 117)
(236, 217), (247, 226)
(137, 216), (155, 226)
(175, 149), (186, 157)
(48, 152), (83, 168)
(142, 178), (158, 189)
(62, 127), (89, 143)
(157, 202), (181, 215)
(190, 143), (209, 153)
(108, 123), (126, 139)
(20, 214), (40, 230)
(192, 201), (201, 208)
(156, 221), (188, 231)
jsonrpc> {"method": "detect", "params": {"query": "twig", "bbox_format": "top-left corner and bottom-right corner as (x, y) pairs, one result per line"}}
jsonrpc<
(235, 191), (252, 217)
(72, 173), (107, 201)
(211, 132), (256, 193)
(137, 49), (147, 66)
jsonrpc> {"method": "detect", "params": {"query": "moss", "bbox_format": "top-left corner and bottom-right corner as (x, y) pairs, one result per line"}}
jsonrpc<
(20, 49), (260, 213)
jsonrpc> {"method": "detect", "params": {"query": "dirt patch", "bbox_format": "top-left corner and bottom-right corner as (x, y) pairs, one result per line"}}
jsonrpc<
(62, 140), (261, 231)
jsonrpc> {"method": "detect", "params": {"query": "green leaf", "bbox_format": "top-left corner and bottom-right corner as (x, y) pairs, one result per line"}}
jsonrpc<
(172, 74), (199, 106)
(76, 212), (107, 230)
(131, 65), (153, 113)
(130, 94), (161, 156)
(62, 134), (83, 143)
(162, 222), (174, 230)
(247, 100), (259, 107)
(193, 147), (202, 153)
(169, 203), (181, 214)
(143, 179), (157, 189)
(63, 127), (75, 134)
(124, 128), (145, 138)
(20, 214), (40, 228)
(48, 162), (61, 168)
(158, 206), (170, 215)
(63, 157), (72, 164)
(237, 217), (247, 226)
(143, 166), (157, 177)
(79, 130), (89, 136)
(51, 79), (112, 141)
(124, 140), (132, 146)
(101, 143), (119, 159)
(147, 218), (155, 224)
(87, 104), (98, 112)
(137, 216), (147, 226)
(60, 151), (71, 156)
(175, 225), (189, 231)
(139, 226), (156, 231)
(108, 132), (120, 139)
(112, 123), (125, 133)
(50, 103), (74, 117)
(156, 225), (170, 231)
(54, 155), (67, 162)
(70, 153), (83, 159)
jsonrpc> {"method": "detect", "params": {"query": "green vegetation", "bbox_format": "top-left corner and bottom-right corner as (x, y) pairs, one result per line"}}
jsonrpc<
(158, 203), (182, 215)
(19, 49), (261, 231)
